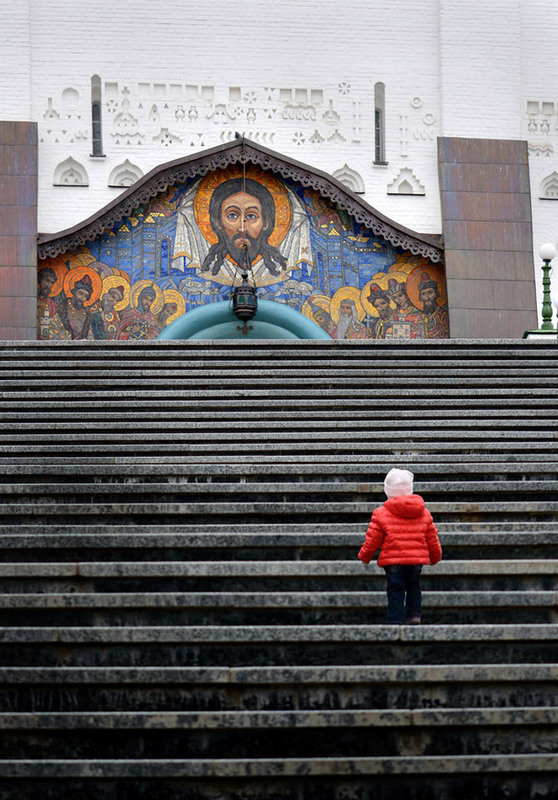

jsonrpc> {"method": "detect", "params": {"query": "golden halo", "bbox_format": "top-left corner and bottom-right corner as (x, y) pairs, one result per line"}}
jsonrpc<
(161, 289), (186, 325)
(407, 265), (447, 310)
(330, 286), (365, 323)
(130, 279), (165, 316)
(361, 277), (395, 318)
(66, 251), (98, 269)
(63, 266), (102, 307)
(39, 257), (68, 297)
(101, 275), (131, 312)
(388, 254), (432, 275)
(117, 269), (132, 283)
(194, 165), (292, 248)
(301, 294), (331, 320)
(383, 270), (409, 286)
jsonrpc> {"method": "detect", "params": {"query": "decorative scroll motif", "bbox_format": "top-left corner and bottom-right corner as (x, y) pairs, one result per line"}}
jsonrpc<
(38, 140), (443, 264)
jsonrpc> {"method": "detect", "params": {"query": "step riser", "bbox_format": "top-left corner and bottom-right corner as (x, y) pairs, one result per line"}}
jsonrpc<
(2, 545), (555, 561)
(1, 725), (556, 761)
(1, 576), (554, 592)
(0, 774), (555, 800)
(1, 607), (556, 626)
(0, 641), (555, 667)
(3, 681), (556, 712)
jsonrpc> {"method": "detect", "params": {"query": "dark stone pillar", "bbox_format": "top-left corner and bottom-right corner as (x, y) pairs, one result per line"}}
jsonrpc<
(438, 137), (537, 338)
(0, 121), (38, 340)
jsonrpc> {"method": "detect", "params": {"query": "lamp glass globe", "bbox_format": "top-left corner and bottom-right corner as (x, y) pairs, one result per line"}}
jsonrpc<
(539, 243), (556, 262)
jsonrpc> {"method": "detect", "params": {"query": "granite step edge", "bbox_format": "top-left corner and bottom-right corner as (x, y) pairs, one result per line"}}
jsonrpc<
(1, 560), (557, 577)
(0, 623), (557, 644)
(0, 590), (555, 609)
(1, 663), (556, 684)
(0, 753), (556, 778)
(1, 706), (557, 729)
(2, 532), (557, 548)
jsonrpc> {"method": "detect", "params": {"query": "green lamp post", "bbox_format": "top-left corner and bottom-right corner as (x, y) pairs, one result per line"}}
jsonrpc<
(538, 242), (556, 330)
(523, 243), (557, 339)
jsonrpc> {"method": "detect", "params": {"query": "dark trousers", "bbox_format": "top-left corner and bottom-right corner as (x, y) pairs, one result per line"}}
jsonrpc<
(383, 564), (423, 624)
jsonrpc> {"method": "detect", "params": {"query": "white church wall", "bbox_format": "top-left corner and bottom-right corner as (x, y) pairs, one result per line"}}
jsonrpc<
(1, 0), (443, 236)
(2, 0), (32, 119)
(3, 0), (558, 322)
(520, 1), (558, 315)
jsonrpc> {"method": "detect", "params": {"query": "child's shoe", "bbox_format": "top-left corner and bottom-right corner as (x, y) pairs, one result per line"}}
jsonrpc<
(407, 616), (421, 625)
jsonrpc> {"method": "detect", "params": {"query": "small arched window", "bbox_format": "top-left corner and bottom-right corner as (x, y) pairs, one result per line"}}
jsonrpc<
(91, 75), (104, 157)
(374, 82), (386, 165)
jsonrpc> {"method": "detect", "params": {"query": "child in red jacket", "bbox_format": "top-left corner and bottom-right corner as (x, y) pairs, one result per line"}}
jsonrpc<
(358, 468), (442, 625)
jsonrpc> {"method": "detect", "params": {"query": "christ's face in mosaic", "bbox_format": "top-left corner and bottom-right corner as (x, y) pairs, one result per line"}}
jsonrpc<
(217, 191), (268, 265)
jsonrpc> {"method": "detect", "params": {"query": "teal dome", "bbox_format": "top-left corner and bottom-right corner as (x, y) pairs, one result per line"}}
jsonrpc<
(157, 299), (332, 340)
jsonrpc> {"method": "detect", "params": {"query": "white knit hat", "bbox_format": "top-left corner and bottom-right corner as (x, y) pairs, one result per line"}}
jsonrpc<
(384, 468), (414, 498)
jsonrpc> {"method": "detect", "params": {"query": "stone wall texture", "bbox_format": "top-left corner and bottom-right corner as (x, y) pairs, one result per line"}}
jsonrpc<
(0, 121), (37, 339)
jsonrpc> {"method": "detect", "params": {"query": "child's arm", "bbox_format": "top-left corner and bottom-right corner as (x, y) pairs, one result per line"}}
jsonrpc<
(358, 510), (385, 564)
(425, 513), (442, 564)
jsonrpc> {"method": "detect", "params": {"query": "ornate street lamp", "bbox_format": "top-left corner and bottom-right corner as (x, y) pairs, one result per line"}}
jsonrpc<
(538, 242), (556, 330)
(231, 246), (258, 335)
(523, 243), (557, 339)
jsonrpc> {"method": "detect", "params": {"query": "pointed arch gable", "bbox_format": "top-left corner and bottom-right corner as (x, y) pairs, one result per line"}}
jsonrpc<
(37, 138), (443, 262)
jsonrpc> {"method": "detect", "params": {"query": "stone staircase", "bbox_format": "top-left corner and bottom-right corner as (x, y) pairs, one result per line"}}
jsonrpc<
(0, 338), (557, 800)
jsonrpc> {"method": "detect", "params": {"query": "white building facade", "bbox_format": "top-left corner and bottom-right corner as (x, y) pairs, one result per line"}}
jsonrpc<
(2, 0), (558, 335)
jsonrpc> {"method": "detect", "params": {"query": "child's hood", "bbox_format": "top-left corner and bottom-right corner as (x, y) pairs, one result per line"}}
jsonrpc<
(383, 494), (426, 518)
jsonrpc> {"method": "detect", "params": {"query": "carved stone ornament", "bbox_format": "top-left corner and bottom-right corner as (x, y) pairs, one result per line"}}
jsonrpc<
(38, 138), (443, 263)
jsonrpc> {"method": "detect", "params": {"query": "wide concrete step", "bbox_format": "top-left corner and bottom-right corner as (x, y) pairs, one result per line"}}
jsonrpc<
(2, 367), (558, 382)
(1, 479), (557, 499)
(1, 526), (556, 562)
(0, 461), (555, 478)
(2, 387), (557, 401)
(0, 563), (551, 595)
(0, 590), (554, 626)
(3, 416), (557, 431)
(1, 443), (557, 461)
(1, 409), (556, 425)
(2, 454), (556, 470)
(3, 377), (558, 391)
(1, 501), (557, 527)
(1, 625), (556, 668)
(0, 707), (555, 760)
(13, 429), (558, 441)
(1, 356), (557, 369)
(4, 705), (556, 730)
(2, 663), (555, 711)
(0, 753), (554, 777)
(1, 754), (557, 800)
(1, 560), (556, 579)
(2, 396), (557, 410)
(1, 338), (555, 352)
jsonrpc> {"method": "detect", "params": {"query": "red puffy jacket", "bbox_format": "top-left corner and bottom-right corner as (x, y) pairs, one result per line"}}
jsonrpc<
(358, 494), (442, 567)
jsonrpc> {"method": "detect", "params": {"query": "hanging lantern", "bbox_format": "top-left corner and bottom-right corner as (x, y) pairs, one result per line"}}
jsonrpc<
(231, 247), (258, 334)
